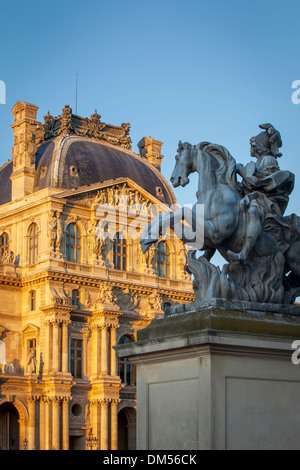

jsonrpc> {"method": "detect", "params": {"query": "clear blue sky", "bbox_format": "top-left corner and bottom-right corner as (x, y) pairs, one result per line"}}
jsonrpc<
(1, 0), (300, 217)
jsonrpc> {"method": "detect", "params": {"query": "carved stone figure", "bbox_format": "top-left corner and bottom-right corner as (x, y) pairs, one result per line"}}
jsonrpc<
(97, 222), (113, 265)
(58, 105), (73, 136)
(48, 211), (58, 250)
(97, 283), (116, 305)
(43, 111), (56, 140)
(2, 250), (14, 264)
(56, 214), (65, 252)
(26, 349), (37, 374)
(87, 220), (99, 257)
(147, 292), (162, 312)
(140, 124), (300, 309)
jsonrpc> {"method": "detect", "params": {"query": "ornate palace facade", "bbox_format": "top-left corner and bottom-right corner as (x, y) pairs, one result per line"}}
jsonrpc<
(0, 101), (193, 450)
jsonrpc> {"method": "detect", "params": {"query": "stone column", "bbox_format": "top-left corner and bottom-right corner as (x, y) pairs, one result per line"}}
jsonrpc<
(101, 326), (108, 375)
(81, 328), (89, 377)
(62, 322), (69, 373)
(62, 398), (70, 450)
(110, 400), (119, 450)
(110, 326), (117, 376)
(44, 322), (51, 372)
(91, 326), (100, 377)
(44, 398), (50, 450)
(52, 397), (60, 450)
(100, 400), (109, 450)
(39, 397), (45, 450)
(27, 396), (36, 450)
(52, 322), (60, 371)
(90, 399), (100, 450)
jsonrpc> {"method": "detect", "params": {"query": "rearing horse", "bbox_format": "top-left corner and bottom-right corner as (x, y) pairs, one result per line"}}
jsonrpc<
(140, 140), (247, 259)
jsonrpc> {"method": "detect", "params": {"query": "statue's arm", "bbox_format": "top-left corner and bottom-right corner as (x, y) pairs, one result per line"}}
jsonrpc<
(236, 161), (258, 186)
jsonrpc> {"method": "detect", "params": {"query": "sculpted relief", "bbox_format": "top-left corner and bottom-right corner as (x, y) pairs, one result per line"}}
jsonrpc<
(141, 124), (300, 311)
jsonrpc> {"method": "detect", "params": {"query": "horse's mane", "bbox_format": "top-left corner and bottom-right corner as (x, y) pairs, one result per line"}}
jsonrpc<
(196, 141), (239, 191)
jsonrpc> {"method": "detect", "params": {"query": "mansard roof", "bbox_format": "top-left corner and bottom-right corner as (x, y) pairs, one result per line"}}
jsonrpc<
(0, 104), (177, 207)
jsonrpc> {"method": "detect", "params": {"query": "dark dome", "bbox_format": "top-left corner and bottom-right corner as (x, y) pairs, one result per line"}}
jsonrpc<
(34, 135), (176, 205)
(0, 160), (12, 205)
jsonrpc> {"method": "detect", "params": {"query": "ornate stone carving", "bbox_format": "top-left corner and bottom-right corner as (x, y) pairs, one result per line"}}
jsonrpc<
(43, 111), (56, 140)
(147, 292), (162, 313)
(1, 250), (14, 264)
(116, 287), (141, 312)
(58, 105), (73, 136)
(96, 283), (117, 306)
(37, 106), (132, 149)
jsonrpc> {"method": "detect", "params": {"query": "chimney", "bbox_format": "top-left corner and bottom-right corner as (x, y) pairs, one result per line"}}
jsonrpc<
(137, 137), (164, 171)
(10, 101), (39, 200)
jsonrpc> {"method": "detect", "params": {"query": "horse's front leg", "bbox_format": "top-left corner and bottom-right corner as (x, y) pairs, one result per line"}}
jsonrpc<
(140, 209), (184, 253)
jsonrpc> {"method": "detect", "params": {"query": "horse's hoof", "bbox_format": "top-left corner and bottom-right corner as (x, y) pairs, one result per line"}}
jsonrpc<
(227, 250), (245, 263)
(140, 238), (158, 254)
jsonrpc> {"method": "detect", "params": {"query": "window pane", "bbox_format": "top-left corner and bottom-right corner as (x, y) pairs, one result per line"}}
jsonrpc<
(156, 242), (170, 278)
(70, 339), (82, 378)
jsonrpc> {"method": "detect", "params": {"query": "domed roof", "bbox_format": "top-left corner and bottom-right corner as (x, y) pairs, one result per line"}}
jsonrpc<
(33, 135), (176, 205)
(0, 104), (177, 207)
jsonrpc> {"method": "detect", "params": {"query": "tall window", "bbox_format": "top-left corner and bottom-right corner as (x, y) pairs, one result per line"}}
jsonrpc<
(30, 291), (36, 311)
(28, 223), (38, 265)
(70, 338), (83, 378)
(66, 223), (81, 262)
(0, 233), (9, 259)
(113, 232), (127, 270)
(71, 289), (80, 308)
(118, 335), (136, 385)
(156, 242), (170, 278)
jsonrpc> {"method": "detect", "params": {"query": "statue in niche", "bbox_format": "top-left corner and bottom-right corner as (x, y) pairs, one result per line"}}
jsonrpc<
(87, 220), (99, 257)
(140, 124), (300, 309)
(97, 222), (113, 265)
(26, 349), (37, 374)
(57, 214), (65, 253)
(48, 211), (58, 251)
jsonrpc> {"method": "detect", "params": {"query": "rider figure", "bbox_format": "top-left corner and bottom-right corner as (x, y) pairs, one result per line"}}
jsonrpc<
(228, 123), (295, 262)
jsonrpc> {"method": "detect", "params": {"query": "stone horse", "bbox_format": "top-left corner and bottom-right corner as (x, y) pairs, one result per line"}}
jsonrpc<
(140, 140), (300, 305)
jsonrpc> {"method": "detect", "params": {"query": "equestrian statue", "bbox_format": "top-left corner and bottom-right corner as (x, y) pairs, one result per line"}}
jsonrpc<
(140, 124), (300, 310)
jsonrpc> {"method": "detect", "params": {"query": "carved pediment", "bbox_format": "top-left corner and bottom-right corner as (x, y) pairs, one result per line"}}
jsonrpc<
(66, 180), (165, 218)
(21, 323), (40, 336)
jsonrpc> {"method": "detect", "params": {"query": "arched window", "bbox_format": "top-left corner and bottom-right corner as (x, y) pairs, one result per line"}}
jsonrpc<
(113, 232), (127, 270)
(0, 233), (9, 259)
(118, 335), (136, 385)
(28, 223), (38, 265)
(156, 241), (170, 278)
(30, 291), (36, 311)
(66, 223), (81, 262)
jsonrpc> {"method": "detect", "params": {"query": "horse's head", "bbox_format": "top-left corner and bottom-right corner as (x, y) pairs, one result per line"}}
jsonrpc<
(170, 141), (194, 188)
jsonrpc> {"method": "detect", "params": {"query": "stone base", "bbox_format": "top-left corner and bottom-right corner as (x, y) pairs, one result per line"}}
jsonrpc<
(165, 298), (300, 316)
(116, 306), (300, 450)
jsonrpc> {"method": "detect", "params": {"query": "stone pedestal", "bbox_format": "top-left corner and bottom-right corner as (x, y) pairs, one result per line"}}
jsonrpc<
(116, 304), (300, 450)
